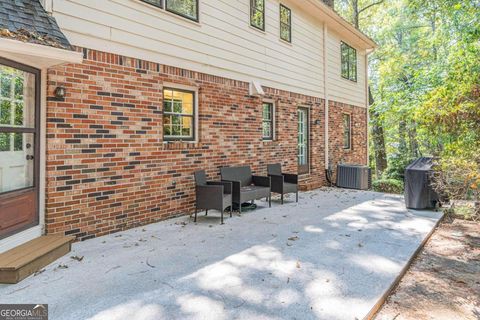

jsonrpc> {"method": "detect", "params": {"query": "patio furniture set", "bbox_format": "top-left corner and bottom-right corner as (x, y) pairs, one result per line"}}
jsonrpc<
(194, 164), (299, 224)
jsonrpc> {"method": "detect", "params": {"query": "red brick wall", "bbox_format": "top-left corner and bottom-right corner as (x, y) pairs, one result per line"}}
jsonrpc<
(46, 48), (338, 239)
(328, 100), (369, 181)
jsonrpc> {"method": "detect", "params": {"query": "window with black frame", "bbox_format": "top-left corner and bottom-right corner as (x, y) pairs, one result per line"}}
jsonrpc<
(166, 0), (198, 21)
(251, 0), (265, 30)
(141, 0), (199, 21)
(262, 102), (274, 140)
(280, 4), (291, 42)
(163, 88), (195, 141)
(141, 0), (162, 8)
(341, 42), (357, 82)
(343, 113), (351, 149)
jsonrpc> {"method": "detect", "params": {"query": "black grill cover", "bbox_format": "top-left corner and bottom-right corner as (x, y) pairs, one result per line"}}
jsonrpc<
(404, 157), (439, 209)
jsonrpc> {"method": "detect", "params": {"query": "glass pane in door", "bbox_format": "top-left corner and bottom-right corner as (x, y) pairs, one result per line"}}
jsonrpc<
(0, 67), (35, 129)
(0, 63), (36, 194)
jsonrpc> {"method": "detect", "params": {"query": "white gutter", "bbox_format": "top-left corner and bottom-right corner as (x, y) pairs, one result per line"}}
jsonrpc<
(0, 38), (83, 68)
(323, 22), (330, 170)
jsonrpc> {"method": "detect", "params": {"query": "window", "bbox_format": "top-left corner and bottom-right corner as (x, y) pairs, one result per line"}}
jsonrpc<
(250, 0), (265, 31)
(298, 107), (309, 174)
(141, 0), (162, 8)
(341, 42), (357, 82)
(163, 88), (195, 141)
(280, 5), (291, 42)
(165, 0), (199, 21)
(343, 113), (351, 149)
(262, 102), (274, 140)
(141, 0), (199, 21)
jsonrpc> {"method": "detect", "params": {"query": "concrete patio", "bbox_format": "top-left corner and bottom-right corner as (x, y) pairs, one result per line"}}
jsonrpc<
(0, 188), (442, 320)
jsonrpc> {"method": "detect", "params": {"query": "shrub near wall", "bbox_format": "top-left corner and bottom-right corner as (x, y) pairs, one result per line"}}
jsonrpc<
(373, 179), (404, 194)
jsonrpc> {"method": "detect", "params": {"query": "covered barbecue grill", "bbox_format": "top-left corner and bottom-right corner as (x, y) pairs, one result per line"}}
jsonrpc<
(404, 157), (439, 209)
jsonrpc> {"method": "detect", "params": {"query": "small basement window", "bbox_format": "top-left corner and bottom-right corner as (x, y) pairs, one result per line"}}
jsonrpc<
(251, 0), (265, 31)
(341, 42), (357, 82)
(163, 88), (196, 141)
(280, 4), (291, 42)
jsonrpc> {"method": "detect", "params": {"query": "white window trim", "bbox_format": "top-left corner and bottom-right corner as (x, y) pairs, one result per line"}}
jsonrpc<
(262, 99), (275, 141)
(162, 82), (199, 143)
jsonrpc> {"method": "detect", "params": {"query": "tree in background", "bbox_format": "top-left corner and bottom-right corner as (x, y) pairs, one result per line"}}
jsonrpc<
(335, 0), (480, 197)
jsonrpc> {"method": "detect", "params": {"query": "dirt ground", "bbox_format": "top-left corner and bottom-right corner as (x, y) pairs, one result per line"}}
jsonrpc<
(375, 217), (480, 320)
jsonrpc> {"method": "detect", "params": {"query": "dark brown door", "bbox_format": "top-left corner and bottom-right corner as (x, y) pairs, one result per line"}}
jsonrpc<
(0, 58), (40, 239)
(298, 107), (309, 174)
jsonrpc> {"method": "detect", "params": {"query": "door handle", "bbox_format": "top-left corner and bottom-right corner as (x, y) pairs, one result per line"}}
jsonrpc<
(26, 155), (34, 160)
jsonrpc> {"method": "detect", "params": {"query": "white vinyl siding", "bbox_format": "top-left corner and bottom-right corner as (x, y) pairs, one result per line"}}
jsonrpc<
(326, 29), (366, 107)
(51, 0), (368, 107)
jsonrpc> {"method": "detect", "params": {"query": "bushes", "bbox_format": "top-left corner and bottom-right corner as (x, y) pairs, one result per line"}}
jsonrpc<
(373, 179), (404, 194)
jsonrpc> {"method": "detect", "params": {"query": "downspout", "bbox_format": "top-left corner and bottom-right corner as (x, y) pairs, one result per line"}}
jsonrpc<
(323, 22), (333, 185)
(365, 50), (372, 166)
(323, 22), (329, 170)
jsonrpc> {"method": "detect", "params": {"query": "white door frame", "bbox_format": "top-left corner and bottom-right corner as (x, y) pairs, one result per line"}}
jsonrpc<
(0, 66), (46, 253)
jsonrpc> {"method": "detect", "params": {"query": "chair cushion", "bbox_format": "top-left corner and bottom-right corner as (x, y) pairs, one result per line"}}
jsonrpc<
(221, 166), (252, 187)
(267, 163), (282, 176)
(283, 182), (298, 193)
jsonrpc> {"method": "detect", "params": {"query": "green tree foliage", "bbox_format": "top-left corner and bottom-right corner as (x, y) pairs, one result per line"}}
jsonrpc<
(336, 0), (480, 191)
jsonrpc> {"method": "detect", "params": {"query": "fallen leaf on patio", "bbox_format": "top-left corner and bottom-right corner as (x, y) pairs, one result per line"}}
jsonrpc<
(286, 242), (293, 246)
(326, 279), (330, 282)
(288, 236), (299, 241)
(345, 234), (351, 237)
(296, 261), (301, 269)
(57, 264), (68, 269)
(358, 243), (364, 247)
(70, 255), (84, 262)
(114, 234), (122, 238)
(287, 277), (290, 283)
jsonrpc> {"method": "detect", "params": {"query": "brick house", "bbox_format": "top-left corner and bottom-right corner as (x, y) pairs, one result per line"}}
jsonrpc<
(0, 0), (376, 252)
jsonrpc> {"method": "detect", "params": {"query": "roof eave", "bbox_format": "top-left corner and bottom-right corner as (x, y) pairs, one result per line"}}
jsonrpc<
(0, 37), (83, 68)
(308, 0), (378, 50)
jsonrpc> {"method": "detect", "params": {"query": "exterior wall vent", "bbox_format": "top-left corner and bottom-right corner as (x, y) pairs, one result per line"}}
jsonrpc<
(336, 164), (371, 190)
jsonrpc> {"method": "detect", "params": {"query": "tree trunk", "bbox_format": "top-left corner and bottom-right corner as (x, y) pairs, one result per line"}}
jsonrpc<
(408, 121), (419, 158)
(399, 120), (408, 154)
(352, 0), (360, 28)
(370, 110), (388, 177)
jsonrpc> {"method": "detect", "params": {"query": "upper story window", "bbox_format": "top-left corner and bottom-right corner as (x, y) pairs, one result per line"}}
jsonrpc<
(141, 0), (162, 8)
(141, 0), (199, 22)
(343, 113), (351, 149)
(250, 0), (265, 31)
(262, 102), (274, 140)
(166, 0), (199, 21)
(163, 88), (196, 141)
(280, 5), (291, 42)
(341, 42), (357, 82)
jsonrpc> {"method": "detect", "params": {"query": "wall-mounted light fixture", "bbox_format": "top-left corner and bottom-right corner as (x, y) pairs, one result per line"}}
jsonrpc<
(54, 86), (66, 99)
(315, 119), (321, 125)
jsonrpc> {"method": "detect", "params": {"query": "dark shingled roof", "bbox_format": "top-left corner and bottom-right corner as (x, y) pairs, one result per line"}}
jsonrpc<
(0, 0), (72, 49)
